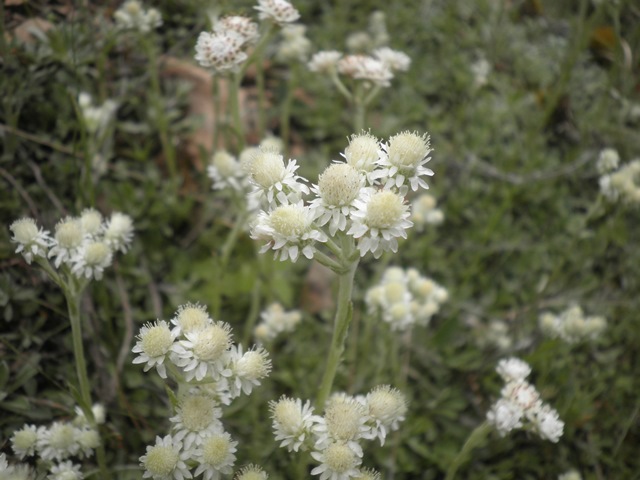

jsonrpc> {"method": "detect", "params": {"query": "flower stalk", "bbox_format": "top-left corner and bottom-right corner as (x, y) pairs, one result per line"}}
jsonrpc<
(444, 422), (492, 480)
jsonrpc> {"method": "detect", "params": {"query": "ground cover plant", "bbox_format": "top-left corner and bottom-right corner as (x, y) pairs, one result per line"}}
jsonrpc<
(1, 0), (640, 478)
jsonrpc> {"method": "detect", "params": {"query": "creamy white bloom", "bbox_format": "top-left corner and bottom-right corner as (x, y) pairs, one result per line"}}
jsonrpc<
(11, 424), (38, 459)
(171, 322), (233, 382)
(248, 148), (309, 207)
(531, 404), (564, 443)
(308, 51), (342, 73)
(251, 202), (327, 262)
(74, 403), (107, 426)
(234, 464), (269, 480)
(47, 461), (83, 480)
(170, 392), (223, 450)
(410, 194), (444, 229)
(254, 303), (302, 342)
(36, 422), (81, 461)
(337, 55), (393, 87)
(270, 396), (318, 452)
(377, 131), (433, 194)
(114, 0), (162, 32)
(195, 30), (248, 72)
(310, 441), (362, 480)
(132, 320), (177, 379)
(596, 148), (619, 174)
(539, 305), (606, 344)
(604, 159), (640, 204)
(71, 241), (113, 280)
(309, 163), (365, 236)
(48, 217), (84, 268)
(341, 132), (382, 185)
(313, 395), (370, 457)
(9, 218), (51, 264)
(208, 150), (245, 192)
(140, 435), (191, 480)
(254, 0), (300, 25)
(558, 470), (582, 480)
(79, 208), (103, 237)
(104, 212), (134, 253)
(372, 47), (411, 72)
(486, 398), (523, 436)
(496, 358), (531, 383)
(171, 303), (213, 336)
(227, 345), (272, 397)
(78, 93), (118, 134)
(194, 431), (237, 480)
(75, 428), (100, 458)
(215, 16), (259, 45)
(277, 24), (311, 63)
(347, 189), (412, 258)
(363, 385), (407, 445)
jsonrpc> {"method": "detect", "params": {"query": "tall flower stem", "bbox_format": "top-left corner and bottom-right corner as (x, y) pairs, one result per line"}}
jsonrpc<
(315, 258), (359, 409)
(280, 64), (298, 155)
(63, 284), (111, 480)
(444, 421), (492, 480)
(229, 72), (245, 152)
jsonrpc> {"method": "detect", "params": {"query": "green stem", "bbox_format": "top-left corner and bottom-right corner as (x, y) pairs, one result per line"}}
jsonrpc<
(145, 35), (177, 179)
(280, 65), (297, 155)
(212, 76), (221, 151)
(354, 100), (366, 134)
(315, 259), (359, 409)
(242, 277), (263, 345)
(64, 287), (111, 480)
(444, 421), (492, 480)
(256, 61), (267, 140)
(229, 72), (245, 152)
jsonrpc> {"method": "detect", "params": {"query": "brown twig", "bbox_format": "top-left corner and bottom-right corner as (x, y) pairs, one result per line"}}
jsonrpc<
(0, 123), (82, 158)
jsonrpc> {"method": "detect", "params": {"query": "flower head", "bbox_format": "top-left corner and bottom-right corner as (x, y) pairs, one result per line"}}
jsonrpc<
(347, 189), (412, 258)
(338, 55), (393, 87)
(37, 422), (81, 461)
(314, 395), (369, 457)
(71, 241), (113, 280)
(48, 218), (83, 268)
(9, 218), (50, 264)
(252, 202), (327, 262)
(132, 320), (177, 379)
(140, 435), (191, 480)
(194, 431), (237, 480)
(208, 150), (244, 192)
(104, 212), (134, 253)
(254, 303), (302, 342)
(170, 392), (223, 450)
(228, 345), (272, 397)
(248, 148), (308, 206)
(114, 0), (162, 32)
(195, 30), (248, 73)
(11, 424), (38, 459)
(171, 303), (212, 335)
(235, 464), (269, 480)
(377, 131), (433, 193)
(364, 385), (407, 445)
(277, 25), (311, 63)
(310, 442), (362, 480)
(79, 208), (103, 237)
(172, 322), (233, 381)
(308, 51), (342, 73)
(373, 47), (411, 72)
(270, 396), (318, 452)
(254, 0), (300, 25)
(47, 461), (83, 480)
(597, 148), (619, 174)
(215, 16), (259, 45)
(496, 358), (531, 383)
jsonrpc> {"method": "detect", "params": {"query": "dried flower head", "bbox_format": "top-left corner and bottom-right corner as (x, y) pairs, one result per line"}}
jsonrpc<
(254, 0), (300, 25)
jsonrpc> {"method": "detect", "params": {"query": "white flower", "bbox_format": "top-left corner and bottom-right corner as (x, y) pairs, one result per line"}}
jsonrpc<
(270, 396), (318, 452)
(254, 0), (300, 25)
(248, 148), (309, 207)
(596, 148), (619, 174)
(0, 453), (8, 471)
(171, 322), (233, 382)
(194, 431), (238, 480)
(208, 151), (245, 192)
(501, 381), (541, 414)
(78, 93), (117, 134)
(539, 306), (607, 344)
(341, 132), (382, 185)
(103, 212), (134, 253)
(171, 303), (213, 336)
(277, 25), (312, 63)
(140, 435), (191, 480)
(531, 404), (564, 443)
(558, 470), (582, 480)
(357, 468), (381, 480)
(132, 320), (177, 379)
(11, 424), (38, 459)
(496, 358), (531, 383)
(73, 403), (107, 426)
(47, 461), (83, 480)
(363, 385), (407, 445)
(79, 208), (103, 237)
(47, 217), (83, 268)
(314, 395), (370, 457)
(372, 47), (411, 72)
(170, 392), (223, 450)
(410, 194), (444, 229)
(605, 159), (640, 204)
(234, 464), (269, 480)
(114, 0), (162, 32)
(308, 51), (342, 73)
(486, 398), (523, 436)
(347, 189), (412, 259)
(9, 218), (51, 264)
(470, 57), (491, 87)
(215, 16), (259, 46)
(337, 55), (393, 87)
(254, 303), (302, 342)
(251, 202), (327, 262)
(195, 30), (248, 73)
(75, 428), (100, 458)
(309, 163), (364, 235)
(227, 345), (272, 397)
(377, 131), (433, 194)
(71, 241), (113, 280)
(310, 441), (362, 480)
(36, 422), (81, 461)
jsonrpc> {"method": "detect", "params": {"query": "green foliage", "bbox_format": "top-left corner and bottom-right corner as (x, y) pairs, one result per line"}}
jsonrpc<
(1, 0), (639, 478)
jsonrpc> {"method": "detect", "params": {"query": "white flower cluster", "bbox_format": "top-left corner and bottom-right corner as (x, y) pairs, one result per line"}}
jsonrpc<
(3, 404), (105, 480)
(250, 131), (434, 262)
(308, 48), (410, 88)
(270, 386), (406, 480)
(253, 302), (302, 342)
(486, 358), (564, 443)
(345, 11), (389, 53)
(599, 151), (640, 205)
(276, 24), (312, 63)
(365, 267), (448, 331)
(410, 193), (444, 230)
(558, 470), (582, 480)
(539, 305), (606, 344)
(133, 303), (272, 480)
(78, 93), (117, 135)
(9, 210), (134, 280)
(195, 0), (300, 74)
(113, 0), (162, 32)
(468, 317), (513, 352)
